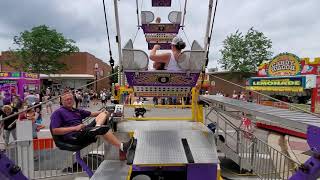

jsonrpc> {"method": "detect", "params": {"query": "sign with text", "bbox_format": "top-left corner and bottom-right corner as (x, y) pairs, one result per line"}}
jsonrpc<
(250, 77), (303, 87)
(267, 53), (301, 77)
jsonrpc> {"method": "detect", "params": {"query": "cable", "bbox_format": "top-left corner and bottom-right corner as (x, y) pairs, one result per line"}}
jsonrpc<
(182, 29), (191, 47)
(132, 28), (140, 44)
(102, 0), (114, 62)
(206, 0), (218, 66)
(200, 0), (218, 90)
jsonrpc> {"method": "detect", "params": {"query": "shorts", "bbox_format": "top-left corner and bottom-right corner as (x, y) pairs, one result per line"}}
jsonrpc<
(65, 121), (99, 145)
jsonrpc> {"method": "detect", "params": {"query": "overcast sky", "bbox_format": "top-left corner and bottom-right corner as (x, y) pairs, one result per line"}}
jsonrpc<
(0, 0), (319, 69)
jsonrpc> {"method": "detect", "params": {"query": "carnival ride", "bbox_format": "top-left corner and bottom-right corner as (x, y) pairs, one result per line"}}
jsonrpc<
(1, 0), (320, 180)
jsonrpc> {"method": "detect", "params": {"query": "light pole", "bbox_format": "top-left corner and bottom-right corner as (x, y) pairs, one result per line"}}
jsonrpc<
(94, 63), (99, 92)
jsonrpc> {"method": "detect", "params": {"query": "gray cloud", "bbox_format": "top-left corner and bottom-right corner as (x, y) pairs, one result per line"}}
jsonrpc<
(0, 0), (319, 69)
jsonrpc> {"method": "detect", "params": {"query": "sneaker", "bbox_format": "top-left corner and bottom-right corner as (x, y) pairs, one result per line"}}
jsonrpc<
(122, 137), (134, 153)
(119, 138), (135, 161)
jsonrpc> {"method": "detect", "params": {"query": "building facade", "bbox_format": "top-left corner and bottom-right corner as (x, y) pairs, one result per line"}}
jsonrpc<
(0, 51), (112, 92)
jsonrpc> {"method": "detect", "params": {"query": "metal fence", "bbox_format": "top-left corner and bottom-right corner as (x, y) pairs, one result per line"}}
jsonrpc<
(206, 106), (301, 180)
(1, 138), (104, 179)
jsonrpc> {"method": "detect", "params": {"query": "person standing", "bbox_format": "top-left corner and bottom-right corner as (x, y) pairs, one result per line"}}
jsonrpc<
(24, 91), (38, 106)
(1, 105), (18, 145)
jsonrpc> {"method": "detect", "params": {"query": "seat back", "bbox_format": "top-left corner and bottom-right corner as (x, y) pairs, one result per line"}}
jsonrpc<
(168, 11), (182, 24)
(122, 39), (149, 71)
(50, 128), (95, 152)
(177, 40), (206, 71)
(141, 11), (154, 24)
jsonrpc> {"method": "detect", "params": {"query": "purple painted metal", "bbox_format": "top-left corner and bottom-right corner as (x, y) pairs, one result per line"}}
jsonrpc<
(152, 0), (171, 7)
(289, 125), (320, 180)
(132, 165), (185, 172)
(0, 150), (28, 180)
(0, 72), (40, 100)
(187, 164), (217, 180)
(141, 24), (180, 33)
(148, 43), (171, 50)
(75, 151), (93, 177)
(125, 71), (200, 87)
(307, 125), (320, 153)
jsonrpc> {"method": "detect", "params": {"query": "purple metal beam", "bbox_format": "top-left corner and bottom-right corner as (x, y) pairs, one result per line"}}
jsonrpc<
(141, 24), (180, 33)
(75, 151), (94, 177)
(0, 150), (28, 180)
(152, 0), (171, 7)
(289, 125), (320, 180)
(187, 164), (217, 180)
(148, 43), (171, 50)
(125, 71), (200, 87)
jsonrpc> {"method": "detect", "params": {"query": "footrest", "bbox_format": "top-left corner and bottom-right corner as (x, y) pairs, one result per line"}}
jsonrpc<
(127, 138), (138, 165)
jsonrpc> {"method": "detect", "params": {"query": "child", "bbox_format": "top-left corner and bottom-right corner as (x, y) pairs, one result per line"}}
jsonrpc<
(26, 109), (43, 139)
(35, 106), (45, 130)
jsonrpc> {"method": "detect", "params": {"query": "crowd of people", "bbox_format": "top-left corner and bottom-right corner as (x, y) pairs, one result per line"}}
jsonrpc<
(0, 86), (110, 147)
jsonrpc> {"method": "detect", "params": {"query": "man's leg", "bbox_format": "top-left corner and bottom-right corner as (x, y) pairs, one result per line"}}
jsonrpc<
(95, 112), (108, 126)
(103, 131), (121, 148)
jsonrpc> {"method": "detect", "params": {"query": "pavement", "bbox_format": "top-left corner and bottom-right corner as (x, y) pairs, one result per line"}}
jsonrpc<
(285, 135), (310, 164)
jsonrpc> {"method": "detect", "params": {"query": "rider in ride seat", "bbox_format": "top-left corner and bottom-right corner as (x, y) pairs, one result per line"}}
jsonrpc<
(50, 92), (133, 156)
(149, 36), (186, 71)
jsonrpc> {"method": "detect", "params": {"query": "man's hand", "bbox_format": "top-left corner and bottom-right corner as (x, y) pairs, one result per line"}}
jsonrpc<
(74, 124), (85, 131)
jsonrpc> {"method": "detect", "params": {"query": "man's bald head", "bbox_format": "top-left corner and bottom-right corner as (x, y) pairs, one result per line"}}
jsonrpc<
(61, 92), (74, 109)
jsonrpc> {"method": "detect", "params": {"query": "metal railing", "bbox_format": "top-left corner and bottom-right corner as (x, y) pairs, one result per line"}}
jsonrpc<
(1, 138), (104, 179)
(206, 105), (301, 180)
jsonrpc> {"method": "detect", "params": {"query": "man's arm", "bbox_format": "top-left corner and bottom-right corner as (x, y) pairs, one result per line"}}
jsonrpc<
(90, 111), (103, 117)
(52, 124), (84, 135)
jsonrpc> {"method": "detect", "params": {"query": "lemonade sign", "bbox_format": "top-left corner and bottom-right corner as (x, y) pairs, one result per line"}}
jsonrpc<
(267, 53), (301, 77)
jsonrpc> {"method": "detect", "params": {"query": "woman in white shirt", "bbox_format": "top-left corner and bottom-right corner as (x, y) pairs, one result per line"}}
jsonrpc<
(149, 36), (186, 71)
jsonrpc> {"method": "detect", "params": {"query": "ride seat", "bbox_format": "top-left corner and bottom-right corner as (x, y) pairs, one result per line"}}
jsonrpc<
(122, 39), (205, 97)
(141, 11), (182, 49)
(50, 125), (110, 177)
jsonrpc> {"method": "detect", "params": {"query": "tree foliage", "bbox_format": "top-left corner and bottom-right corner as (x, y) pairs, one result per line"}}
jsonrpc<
(219, 28), (273, 73)
(5, 25), (79, 74)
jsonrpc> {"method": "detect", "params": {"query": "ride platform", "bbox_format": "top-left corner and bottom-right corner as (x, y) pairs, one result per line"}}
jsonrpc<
(92, 119), (219, 180)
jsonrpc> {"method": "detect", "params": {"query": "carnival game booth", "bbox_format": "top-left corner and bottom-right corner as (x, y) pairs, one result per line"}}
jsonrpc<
(0, 72), (40, 101)
(246, 53), (320, 138)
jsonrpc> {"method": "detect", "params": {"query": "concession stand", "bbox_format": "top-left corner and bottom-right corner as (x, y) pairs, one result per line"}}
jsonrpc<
(246, 53), (320, 113)
(0, 72), (40, 101)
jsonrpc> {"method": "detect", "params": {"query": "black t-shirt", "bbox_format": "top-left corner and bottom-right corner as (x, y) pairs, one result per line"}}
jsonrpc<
(1, 109), (19, 130)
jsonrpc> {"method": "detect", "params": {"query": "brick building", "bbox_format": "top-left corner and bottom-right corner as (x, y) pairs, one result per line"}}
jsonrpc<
(208, 71), (255, 96)
(0, 51), (112, 92)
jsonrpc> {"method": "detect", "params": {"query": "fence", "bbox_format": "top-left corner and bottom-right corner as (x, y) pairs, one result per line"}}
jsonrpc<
(1, 138), (104, 179)
(206, 106), (301, 180)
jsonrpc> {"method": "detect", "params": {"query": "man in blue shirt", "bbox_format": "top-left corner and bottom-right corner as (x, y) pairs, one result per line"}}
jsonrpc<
(50, 92), (132, 155)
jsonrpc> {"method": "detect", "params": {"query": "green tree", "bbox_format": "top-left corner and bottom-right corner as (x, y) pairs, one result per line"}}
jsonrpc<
(219, 28), (273, 74)
(6, 25), (79, 74)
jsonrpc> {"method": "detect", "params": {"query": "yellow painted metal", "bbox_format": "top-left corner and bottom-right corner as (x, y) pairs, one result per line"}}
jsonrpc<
(197, 104), (204, 123)
(126, 165), (132, 180)
(217, 164), (223, 180)
(128, 131), (134, 138)
(191, 87), (196, 120)
(126, 117), (193, 121)
(113, 86), (133, 102)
